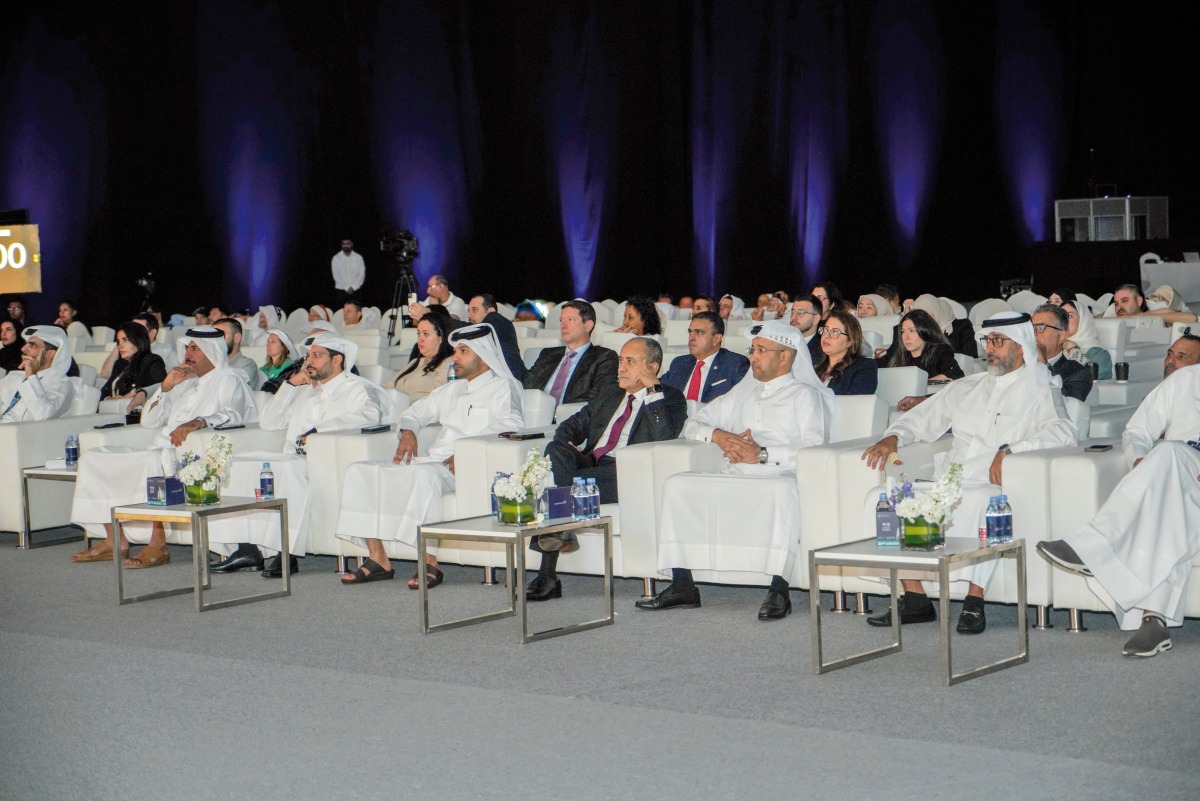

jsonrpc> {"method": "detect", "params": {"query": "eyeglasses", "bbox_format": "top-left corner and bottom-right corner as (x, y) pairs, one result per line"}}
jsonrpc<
(746, 346), (789, 356)
(791, 309), (818, 317)
(818, 326), (848, 339)
(978, 335), (1013, 349)
(1032, 323), (1064, 333)
(686, 328), (714, 336)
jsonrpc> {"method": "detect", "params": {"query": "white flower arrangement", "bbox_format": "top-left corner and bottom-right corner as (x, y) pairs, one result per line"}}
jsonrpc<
(176, 434), (234, 492)
(893, 462), (964, 527)
(492, 447), (552, 502)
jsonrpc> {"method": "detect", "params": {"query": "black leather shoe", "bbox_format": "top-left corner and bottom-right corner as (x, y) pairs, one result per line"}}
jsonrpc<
(211, 551), (264, 573)
(758, 588), (792, 620)
(867, 594), (936, 627)
(261, 555), (299, 578)
(525, 574), (562, 602)
(634, 583), (701, 611)
(956, 601), (986, 634)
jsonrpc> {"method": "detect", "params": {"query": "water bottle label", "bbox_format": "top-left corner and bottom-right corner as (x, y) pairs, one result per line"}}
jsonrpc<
(260, 476), (274, 500)
(875, 511), (901, 545)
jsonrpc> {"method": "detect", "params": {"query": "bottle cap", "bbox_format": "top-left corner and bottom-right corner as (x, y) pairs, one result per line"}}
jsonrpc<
(263, 462), (270, 468)
(879, 492), (888, 500)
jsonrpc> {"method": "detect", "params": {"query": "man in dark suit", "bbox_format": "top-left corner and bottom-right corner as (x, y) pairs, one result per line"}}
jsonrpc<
(660, 311), (749, 403)
(789, 295), (825, 363)
(522, 299), (618, 404)
(1033, 304), (1093, 403)
(468, 293), (526, 381)
(527, 337), (688, 601)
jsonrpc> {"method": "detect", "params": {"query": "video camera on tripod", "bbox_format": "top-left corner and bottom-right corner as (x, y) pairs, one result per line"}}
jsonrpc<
(381, 228), (420, 343)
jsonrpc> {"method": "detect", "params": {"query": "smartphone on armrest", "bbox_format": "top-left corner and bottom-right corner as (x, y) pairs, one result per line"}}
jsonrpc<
(213, 423), (244, 431)
(93, 422), (125, 429)
(361, 424), (392, 434)
(1084, 444), (1113, 452)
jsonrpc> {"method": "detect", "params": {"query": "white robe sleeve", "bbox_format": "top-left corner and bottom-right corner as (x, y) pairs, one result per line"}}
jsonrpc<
(260, 383), (301, 431)
(1009, 388), (1077, 454)
(397, 384), (448, 434)
(1122, 379), (1173, 464)
(312, 382), (381, 433)
(12, 374), (74, 421)
(885, 383), (956, 446)
(198, 374), (253, 429)
(140, 380), (194, 429)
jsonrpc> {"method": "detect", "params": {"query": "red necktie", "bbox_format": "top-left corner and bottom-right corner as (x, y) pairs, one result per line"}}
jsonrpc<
(686, 359), (705, 401)
(547, 350), (577, 402)
(593, 395), (635, 460)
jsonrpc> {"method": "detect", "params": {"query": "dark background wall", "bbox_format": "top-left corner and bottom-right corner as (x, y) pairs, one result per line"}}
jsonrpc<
(2, 0), (1198, 327)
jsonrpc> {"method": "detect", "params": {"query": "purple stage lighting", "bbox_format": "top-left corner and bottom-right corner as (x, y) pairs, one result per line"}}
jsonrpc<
(871, 1), (943, 264)
(548, 9), (612, 299)
(196, 2), (311, 308)
(0, 18), (105, 317)
(371, 3), (473, 287)
(995, 0), (1062, 243)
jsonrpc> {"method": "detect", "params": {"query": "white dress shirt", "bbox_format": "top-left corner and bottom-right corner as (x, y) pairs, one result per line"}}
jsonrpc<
(141, 365), (259, 447)
(398, 370), (524, 460)
(260, 371), (381, 449)
(331, 250), (366, 292)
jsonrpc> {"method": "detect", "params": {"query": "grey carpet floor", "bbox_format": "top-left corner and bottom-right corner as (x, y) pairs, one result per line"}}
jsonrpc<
(1, 531), (1197, 801)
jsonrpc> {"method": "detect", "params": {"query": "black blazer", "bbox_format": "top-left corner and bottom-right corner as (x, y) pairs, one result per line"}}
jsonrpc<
(883, 318), (979, 362)
(1049, 355), (1093, 403)
(100, 353), (168, 400)
(483, 311), (527, 382)
(660, 347), (749, 402)
(553, 384), (688, 454)
(523, 343), (619, 404)
(826, 356), (878, 395)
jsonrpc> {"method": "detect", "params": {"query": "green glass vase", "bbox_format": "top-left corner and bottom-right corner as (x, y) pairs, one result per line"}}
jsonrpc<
(901, 516), (944, 551)
(497, 496), (536, 526)
(184, 482), (220, 506)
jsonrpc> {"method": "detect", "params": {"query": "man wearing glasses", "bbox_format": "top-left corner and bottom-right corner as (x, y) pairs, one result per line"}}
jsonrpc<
(789, 294), (825, 363)
(1032, 304), (1093, 403)
(638, 321), (835, 620)
(862, 312), (1076, 634)
(660, 311), (748, 403)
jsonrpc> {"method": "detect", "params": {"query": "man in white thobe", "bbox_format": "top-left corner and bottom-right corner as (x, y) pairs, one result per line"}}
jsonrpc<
(332, 238), (365, 299)
(336, 323), (523, 587)
(637, 320), (834, 620)
(69, 327), (258, 568)
(1037, 357), (1200, 658)
(208, 332), (382, 577)
(0, 326), (75, 423)
(862, 312), (1076, 633)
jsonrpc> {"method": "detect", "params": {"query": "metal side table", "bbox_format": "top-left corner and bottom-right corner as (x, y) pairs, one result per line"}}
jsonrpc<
(417, 514), (613, 643)
(111, 496), (290, 612)
(810, 537), (1027, 686)
(20, 466), (85, 549)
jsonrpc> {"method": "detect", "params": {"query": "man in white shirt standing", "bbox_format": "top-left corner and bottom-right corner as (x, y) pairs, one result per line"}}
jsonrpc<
(1038, 362), (1200, 658)
(336, 323), (523, 588)
(638, 321), (834, 620)
(208, 332), (381, 576)
(331, 238), (365, 301)
(0, 325), (75, 423)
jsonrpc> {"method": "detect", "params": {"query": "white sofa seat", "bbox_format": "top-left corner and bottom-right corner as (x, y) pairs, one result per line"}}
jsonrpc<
(0, 413), (124, 534)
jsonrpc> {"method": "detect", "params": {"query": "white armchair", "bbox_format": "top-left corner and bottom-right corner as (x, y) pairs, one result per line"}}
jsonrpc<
(522, 389), (556, 428)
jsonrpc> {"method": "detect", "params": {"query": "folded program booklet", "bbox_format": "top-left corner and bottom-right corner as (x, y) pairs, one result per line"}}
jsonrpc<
(44, 457), (68, 469)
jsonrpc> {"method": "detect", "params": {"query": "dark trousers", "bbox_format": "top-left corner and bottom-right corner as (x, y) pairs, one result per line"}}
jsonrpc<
(531, 441), (619, 557)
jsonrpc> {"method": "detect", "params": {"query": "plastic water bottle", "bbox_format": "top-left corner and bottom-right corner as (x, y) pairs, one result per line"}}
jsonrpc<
(571, 478), (587, 521)
(984, 497), (1002, 546)
(997, 494), (1014, 543)
(490, 471), (506, 518)
(874, 492), (901, 546)
(586, 477), (600, 519)
(65, 434), (79, 468)
(259, 462), (274, 501)
(447, 361), (457, 381)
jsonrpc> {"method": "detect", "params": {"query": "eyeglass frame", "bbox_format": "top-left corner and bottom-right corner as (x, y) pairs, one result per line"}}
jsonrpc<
(977, 334), (1015, 349)
(817, 326), (849, 339)
(1031, 322), (1065, 333)
(746, 345), (790, 356)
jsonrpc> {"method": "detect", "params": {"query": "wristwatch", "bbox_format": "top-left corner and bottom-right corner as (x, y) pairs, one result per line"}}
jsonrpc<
(997, 443), (1012, 455)
(647, 383), (663, 395)
(758, 446), (769, 464)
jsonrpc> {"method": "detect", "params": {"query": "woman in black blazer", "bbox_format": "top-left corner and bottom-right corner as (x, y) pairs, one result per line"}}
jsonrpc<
(99, 322), (168, 400)
(887, 309), (964, 380)
(813, 309), (878, 395)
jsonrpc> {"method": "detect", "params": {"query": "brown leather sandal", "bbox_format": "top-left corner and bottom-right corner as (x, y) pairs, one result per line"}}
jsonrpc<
(71, 542), (128, 563)
(125, 544), (171, 569)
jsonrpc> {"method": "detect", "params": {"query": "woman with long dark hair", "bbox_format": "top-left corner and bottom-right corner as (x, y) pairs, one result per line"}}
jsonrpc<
(0, 319), (24, 373)
(99, 322), (168, 400)
(812, 309), (878, 395)
(887, 309), (964, 380)
(384, 313), (454, 401)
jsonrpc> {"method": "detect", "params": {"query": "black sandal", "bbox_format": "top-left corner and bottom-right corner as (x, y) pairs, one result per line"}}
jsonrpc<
(407, 565), (444, 590)
(341, 558), (395, 585)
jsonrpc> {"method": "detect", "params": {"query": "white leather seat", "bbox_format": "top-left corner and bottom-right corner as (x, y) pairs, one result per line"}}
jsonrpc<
(875, 366), (928, 406)
(522, 346), (545, 370)
(857, 316), (896, 349)
(522, 389), (556, 428)
(357, 364), (386, 385)
(68, 381), (100, 416)
(90, 326), (115, 348)
(968, 298), (1015, 327)
(76, 363), (99, 389)
(663, 319), (691, 347)
(1006, 290), (1046, 314)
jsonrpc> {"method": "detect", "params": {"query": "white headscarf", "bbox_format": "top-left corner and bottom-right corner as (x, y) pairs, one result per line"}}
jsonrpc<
(745, 320), (837, 438)
(300, 320), (340, 345)
(305, 332), (358, 371)
(1063, 299), (1100, 353)
(857, 294), (897, 320)
(448, 323), (521, 392)
(912, 294), (954, 336)
(721, 294), (748, 320)
(977, 312), (1051, 388)
(308, 304), (333, 323)
(1146, 284), (1185, 312)
(654, 301), (676, 323)
(22, 325), (73, 382)
(266, 328), (298, 361)
(175, 326), (229, 371)
(258, 305), (284, 329)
